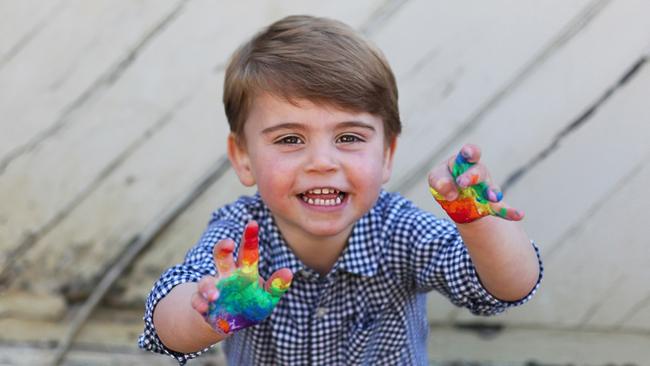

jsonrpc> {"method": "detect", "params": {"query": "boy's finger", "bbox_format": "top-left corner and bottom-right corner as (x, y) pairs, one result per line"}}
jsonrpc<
(191, 292), (210, 315)
(459, 144), (481, 164)
(454, 163), (488, 188)
(265, 268), (293, 297)
(489, 202), (524, 221)
(198, 276), (219, 302)
(213, 239), (236, 278)
(237, 221), (260, 275)
(429, 164), (458, 201)
(449, 145), (482, 180)
(486, 184), (503, 203)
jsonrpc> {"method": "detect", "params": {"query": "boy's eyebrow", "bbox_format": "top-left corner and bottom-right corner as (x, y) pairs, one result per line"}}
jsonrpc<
(260, 121), (376, 135)
(261, 123), (306, 135)
(336, 121), (376, 132)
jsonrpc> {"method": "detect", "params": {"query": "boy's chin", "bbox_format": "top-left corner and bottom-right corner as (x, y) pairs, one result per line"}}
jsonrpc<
(301, 220), (352, 238)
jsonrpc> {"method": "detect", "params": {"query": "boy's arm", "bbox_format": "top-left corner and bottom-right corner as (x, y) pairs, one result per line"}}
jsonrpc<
(153, 282), (227, 354)
(141, 220), (292, 362)
(428, 144), (541, 302)
(139, 221), (235, 364)
(457, 216), (540, 301)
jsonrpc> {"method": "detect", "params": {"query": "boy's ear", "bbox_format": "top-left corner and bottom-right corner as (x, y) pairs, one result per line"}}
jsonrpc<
(382, 137), (398, 184)
(227, 133), (256, 187)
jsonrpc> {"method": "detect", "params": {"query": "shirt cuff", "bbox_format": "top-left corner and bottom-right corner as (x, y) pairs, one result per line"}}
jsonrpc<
(138, 265), (216, 364)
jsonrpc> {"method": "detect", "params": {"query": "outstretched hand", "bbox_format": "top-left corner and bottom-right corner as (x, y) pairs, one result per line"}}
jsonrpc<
(428, 144), (524, 224)
(191, 221), (293, 335)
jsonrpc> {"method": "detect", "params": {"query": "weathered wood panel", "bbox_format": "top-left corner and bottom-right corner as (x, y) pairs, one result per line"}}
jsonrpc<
(478, 62), (650, 328)
(0, 0), (183, 277)
(0, 309), (221, 364)
(377, 0), (595, 188)
(400, 0), (650, 196)
(0, 0), (62, 65)
(0, 0), (182, 162)
(427, 325), (650, 364)
(14, 73), (228, 295)
(569, 158), (650, 330)
(0, 0), (388, 308)
(391, 0), (650, 326)
(0, 347), (182, 366)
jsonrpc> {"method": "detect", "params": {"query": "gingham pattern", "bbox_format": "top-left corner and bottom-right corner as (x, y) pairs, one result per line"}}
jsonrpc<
(139, 190), (543, 365)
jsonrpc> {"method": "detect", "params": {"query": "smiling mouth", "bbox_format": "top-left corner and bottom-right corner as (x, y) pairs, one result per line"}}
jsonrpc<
(298, 187), (347, 206)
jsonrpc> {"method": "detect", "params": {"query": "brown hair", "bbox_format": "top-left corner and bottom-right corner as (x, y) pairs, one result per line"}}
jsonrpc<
(223, 15), (401, 143)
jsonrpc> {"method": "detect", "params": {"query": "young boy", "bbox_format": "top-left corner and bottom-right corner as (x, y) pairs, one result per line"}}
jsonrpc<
(139, 15), (542, 365)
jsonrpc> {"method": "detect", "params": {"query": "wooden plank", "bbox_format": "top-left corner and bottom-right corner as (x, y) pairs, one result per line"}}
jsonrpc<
(0, 0), (182, 163)
(453, 60), (650, 328)
(426, 293), (462, 324)
(622, 293), (650, 331)
(0, 0), (62, 66)
(0, 291), (66, 321)
(0, 346), (180, 366)
(0, 309), (139, 348)
(13, 71), (228, 295)
(0, 0), (183, 273)
(1, 0), (387, 305)
(428, 325), (650, 364)
(0, 309), (212, 365)
(401, 0), (650, 204)
(372, 0), (594, 188)
(570, 159), (650, 330)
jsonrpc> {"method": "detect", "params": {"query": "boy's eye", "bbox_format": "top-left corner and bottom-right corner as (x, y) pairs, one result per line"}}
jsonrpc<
(275, 135), (304, 144)
(336, 134), (363, 143)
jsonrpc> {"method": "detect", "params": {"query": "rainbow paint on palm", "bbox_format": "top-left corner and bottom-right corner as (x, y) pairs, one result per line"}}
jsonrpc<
(430, 151), (507, 223)
(206, 224), (292, 334)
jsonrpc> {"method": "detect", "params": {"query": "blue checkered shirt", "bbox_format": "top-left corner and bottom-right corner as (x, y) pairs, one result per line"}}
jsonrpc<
(139, 190), (542, 365)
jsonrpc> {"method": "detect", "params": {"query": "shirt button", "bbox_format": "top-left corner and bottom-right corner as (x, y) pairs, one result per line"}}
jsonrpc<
(315, 307), (328, 319)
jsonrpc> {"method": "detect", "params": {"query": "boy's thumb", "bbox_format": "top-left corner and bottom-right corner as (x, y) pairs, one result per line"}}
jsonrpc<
(265, 268), (293, 297)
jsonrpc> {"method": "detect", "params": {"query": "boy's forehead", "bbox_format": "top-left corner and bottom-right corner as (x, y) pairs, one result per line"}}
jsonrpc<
(248, 92), (376, 129)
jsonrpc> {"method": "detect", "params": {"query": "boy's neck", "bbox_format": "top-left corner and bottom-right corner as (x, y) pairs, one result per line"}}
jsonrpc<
(273, 218), (353, 277)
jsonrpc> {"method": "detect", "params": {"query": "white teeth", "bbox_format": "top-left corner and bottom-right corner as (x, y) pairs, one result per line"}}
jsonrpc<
(300, 188), (345, 206)
(301, 195), (343, 206)
(305, 187), (340, 195)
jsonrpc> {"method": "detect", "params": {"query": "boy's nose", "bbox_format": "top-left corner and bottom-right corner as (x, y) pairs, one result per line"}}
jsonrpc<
(304, 143), (339, 173)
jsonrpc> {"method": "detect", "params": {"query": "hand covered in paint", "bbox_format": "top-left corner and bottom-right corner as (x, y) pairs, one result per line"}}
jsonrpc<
(428, 144), (524, 224)
(191, 221), (293, 335)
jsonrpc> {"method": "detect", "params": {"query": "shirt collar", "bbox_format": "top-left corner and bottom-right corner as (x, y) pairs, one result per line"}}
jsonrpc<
(334, 203), (383, 277)
(255, 199), (307, 278)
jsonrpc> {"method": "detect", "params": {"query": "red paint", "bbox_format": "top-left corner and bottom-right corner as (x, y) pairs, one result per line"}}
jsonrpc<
(470, 174), (479, 185)
(242, 222), (259, 266)
(217, 318), (230, 333)
(435, 197), (485, 224)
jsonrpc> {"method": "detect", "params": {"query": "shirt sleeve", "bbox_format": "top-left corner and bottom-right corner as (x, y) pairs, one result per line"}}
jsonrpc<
(138, 218), (241, 365)
(408, 210), (543, 316)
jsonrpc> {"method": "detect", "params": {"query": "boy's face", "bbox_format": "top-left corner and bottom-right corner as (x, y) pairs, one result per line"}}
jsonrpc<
(228, 93), (396, 241)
